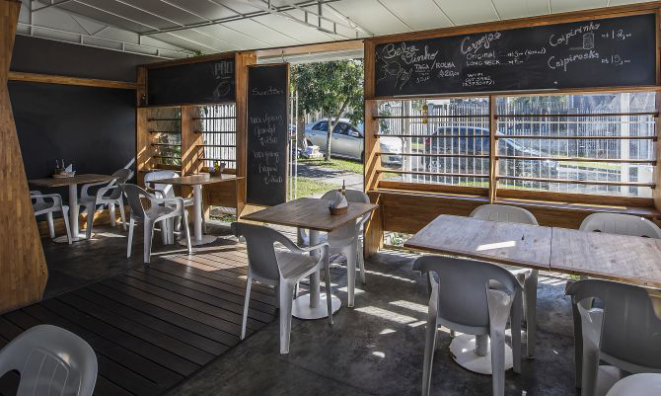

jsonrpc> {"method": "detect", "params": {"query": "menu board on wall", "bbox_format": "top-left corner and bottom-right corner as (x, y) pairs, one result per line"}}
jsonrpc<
(246, 64), (289, 206)
(374, 13), (656, 97)
(147, 58), (235, 106)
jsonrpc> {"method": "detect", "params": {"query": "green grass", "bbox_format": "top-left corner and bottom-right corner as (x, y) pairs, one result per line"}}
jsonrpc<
(291, 177), (338, 198)
(298, 158), (363, 174)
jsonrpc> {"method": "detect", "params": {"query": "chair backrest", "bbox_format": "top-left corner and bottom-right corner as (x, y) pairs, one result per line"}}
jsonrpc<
(231, 222), (286, 282)
(470, 204), (539, 225)
(120, 183), (148, 220)
(107, 169), (133, 199)
(0, 325), (97, 396)
(323, 189), (371, 240)
(579, 213), (661, 238)
(144, 171), (178, 197)
(567, 279), (661, 372)
(413, 255), (521, 329)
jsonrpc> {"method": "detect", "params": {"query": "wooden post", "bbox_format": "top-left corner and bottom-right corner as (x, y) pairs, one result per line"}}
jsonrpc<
(181, 105), (202, 176)
(235, 52), (256, 217)
(136, 66), (150, 187)
(363, 39), (384, 257)
(0, 0), (48, 312)
(489, 95), (498, 203)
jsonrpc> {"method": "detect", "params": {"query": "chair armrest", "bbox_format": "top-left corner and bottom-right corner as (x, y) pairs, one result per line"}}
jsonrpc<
(274, 232), (329, 255)
(30, 193), (63, 206)
(97, 185), (119, 199)
(152, 196), (184, 212)
(81, 180), (115, 199)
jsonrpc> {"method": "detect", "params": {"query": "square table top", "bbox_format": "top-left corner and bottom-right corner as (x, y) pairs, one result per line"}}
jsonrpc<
(405, 214), (661, 289)
(551, 227), (661, 289)
(404, 214), (553, 270)
(152, 174), (243, 186)
(29, 174), (114, 188)
(242, 197), (379, 233)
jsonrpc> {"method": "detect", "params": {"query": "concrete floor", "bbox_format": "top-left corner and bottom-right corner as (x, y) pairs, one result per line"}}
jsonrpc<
(40, 223), (579, 396)
(165, 252), (578, 396)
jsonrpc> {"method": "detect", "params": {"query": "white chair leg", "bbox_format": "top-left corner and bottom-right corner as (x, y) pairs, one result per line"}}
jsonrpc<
(578, 306), (604, 396)
(161, 219), (169, 245)
(144, 220), (154, 264)
(524, 269), (538, 358)
(486, 289), (515, 396)
(182, 211), (192, 255)
(109, 203), (116, 226)
(358, 239), (366, 285)
(85, 205), (95, 239)
(511, 289), (523, 374)
(61, 207), (72, 244)
(169, 218), (175, 243)
(46, 213), (55, 238)
(324, 253), (334, 326)
(241, 271), (253, 340)
(278, 281), (295, 354)
(127, 218), (135, 258)
(118, 198), (127, 231)
(422, 315), (439, 396)
(344, 241), (357, 308)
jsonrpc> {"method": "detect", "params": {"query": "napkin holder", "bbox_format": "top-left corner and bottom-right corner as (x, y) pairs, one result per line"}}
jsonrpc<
(329, 205), (348, 215)
(329, 193), (349, 215)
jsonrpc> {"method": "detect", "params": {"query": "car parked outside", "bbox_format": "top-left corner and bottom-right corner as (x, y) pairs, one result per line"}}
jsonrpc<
(304, 119), (402, 165)
(423, 126), (559, 178)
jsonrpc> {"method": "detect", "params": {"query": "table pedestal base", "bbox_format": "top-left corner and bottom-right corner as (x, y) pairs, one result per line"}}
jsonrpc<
(292, 293), (341, 320)
(53, 232), (90, 244)
(179, 235), (217, 246)
(449, 334), (513, 375)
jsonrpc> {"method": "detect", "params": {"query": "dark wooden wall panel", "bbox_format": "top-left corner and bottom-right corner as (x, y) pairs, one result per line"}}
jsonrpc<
(10, 36), (158, 82)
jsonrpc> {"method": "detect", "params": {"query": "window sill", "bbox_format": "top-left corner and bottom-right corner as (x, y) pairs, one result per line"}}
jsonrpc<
(369, 188), (660, 219)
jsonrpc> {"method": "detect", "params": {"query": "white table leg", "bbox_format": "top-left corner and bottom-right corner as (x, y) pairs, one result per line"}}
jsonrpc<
(54, 183), (86, 243)
(292, 228), (341, 320)
(179, 184), (215, 246)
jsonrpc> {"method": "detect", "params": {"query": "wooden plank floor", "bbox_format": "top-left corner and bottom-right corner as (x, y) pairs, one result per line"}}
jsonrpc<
(0, 240), (277, 396)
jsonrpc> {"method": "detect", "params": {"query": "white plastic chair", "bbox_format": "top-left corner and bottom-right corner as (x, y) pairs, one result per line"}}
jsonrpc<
(580, 212), (661, 238)
(298, 189), (371, 307)
(605, 374), (661, 396)
(567, 279), (661, 396)
(79, 168), (133, 239)
(232, 222), (333, 354)
(470, 204), (539, 358)
(144, 170), (194, 244)
(30, 190), (72, 244)
(414, 256), (523, 396)
(0, 324), (98, 396)
(121, 183), (192, 264)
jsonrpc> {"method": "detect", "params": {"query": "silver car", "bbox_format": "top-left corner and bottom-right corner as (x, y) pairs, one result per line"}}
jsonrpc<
(304, 119), (402, 164)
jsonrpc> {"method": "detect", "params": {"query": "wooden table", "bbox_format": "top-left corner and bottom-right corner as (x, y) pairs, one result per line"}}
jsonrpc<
(551, 227), (661, 289)
(405, 214), (661, 375)
(30, 174), (114, 243)
(243, 197), (378, 319)
(405, 214), (661, 289)
(150, 174), (243, 246)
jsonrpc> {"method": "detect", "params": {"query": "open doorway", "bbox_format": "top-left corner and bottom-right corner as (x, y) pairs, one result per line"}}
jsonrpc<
(284, 55), (366, 199)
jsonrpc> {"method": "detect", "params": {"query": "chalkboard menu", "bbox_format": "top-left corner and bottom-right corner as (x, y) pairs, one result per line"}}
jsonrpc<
(374, 14), (656, 97)
(247, 64), (289, 206)
(147, 58), (235, 106)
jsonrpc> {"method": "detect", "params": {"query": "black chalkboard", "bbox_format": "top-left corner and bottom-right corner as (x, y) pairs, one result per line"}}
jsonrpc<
(375, 14), (656, 97)
(247, 64), (289, 206)
(10, 81), (136, 201)
(147, 58), (235, 106)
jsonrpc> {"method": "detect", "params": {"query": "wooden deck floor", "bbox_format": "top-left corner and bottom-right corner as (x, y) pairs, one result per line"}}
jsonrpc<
(0, 239), (277, 396)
